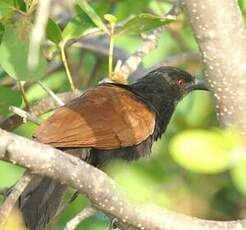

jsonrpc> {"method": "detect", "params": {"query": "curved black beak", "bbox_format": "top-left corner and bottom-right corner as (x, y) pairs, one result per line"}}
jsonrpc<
(185, 79), (209, 91)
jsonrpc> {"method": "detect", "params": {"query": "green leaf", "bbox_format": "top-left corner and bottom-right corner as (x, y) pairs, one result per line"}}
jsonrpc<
(0, 1), (13, 19)
(46, 18), (62, 44)
(0, 161), (24, 187)
(0, 86), (22, 116)
(104, 14), (117, 25)
(14, 0), (26, 12)
(0, 25), (47, 81)
(62, 5), (96, 40)
(169, 129), (238, 174)
(231, 159), (246, 196)
(0, 23), (4, 43)
(76, 0), (109, 34)
(116, 13), (174, 35)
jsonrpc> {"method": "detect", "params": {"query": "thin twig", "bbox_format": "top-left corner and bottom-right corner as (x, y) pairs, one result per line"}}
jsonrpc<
(86, 56), (105, 87)
(0, 187), (9, 196)
(166, 0), (186, 17)
(37, 80), (64, 106)
(64, 207), (97, 230)
(55, 191), (79, 218)
(108, 34), (114, 79)
(0, 91), (82, 131)
(130, 52), (201, 79)
(28, 0), (51, 69)
(117, 27), (164, 81)
(60, 42), (76, 91)
(19, 81), (30, 111)
(9, 106), (41, 125)
(0, 172), (33, 229)
(107, 17), (116, 80)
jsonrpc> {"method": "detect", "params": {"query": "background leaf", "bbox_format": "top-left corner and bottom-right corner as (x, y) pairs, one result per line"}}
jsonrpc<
(0, 23), (4, 43)
(0, 1), (13, 20)
(231, 159), (246, 196)
(0, 161), (24, 187)
(116, 14), (173, 35)
(14, 0), (26, 12)
(169, 129), (238, 174)
(0, 25), (47, 81)
(62, 4), (96, 40)
(0, 86), (22, 116)
(46, 18), (62, 44)
(77, 0), (109, 34)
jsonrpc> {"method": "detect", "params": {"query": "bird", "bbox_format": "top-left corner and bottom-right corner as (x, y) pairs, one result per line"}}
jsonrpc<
(18, 66), (208, 230)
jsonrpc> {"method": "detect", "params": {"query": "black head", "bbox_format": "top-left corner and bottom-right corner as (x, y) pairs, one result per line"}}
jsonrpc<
(124, 66), (209, 140)
(145, 66), (208, 97)
(127, 66), (209, 108)
(127, 66), (208, 109)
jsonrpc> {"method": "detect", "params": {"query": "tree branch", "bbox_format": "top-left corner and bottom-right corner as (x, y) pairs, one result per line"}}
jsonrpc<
(9, 106), (41, 125)
(185, 0), (246, 135)
(0, 172), (33, 229)
(0, 91), (81, 131)
(64, 207), (97, 230)
(117, 27), (164, 82)
(0, 128), (245, 230)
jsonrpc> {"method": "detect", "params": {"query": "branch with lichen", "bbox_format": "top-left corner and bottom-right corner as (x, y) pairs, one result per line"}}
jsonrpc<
(0, 172), (33, 229)
(0, 91), (82, 131)
(185, 0), (246, 135)
(115, 27), (165, 83)
(0, 128), (246, 229)
(64, 207), (97, 230)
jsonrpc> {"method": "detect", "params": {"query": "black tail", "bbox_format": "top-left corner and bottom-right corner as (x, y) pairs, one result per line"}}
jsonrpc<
(19, 176), (66, 230)
(18, 148), (94, 230)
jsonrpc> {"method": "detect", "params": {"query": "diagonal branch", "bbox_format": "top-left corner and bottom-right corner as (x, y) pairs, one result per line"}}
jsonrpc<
(117, 27), (164, 82)
(0, 128), (245, 230)
(64, 207), (97, 230)
(0, 172), (33, 229)
(0, 91), (82, 131)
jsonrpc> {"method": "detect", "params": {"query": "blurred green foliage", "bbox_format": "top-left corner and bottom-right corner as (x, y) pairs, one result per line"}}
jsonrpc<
(0, 0), (246, 229)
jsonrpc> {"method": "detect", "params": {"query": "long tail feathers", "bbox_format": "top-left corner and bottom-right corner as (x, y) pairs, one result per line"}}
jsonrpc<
(19, 176), (66, 230)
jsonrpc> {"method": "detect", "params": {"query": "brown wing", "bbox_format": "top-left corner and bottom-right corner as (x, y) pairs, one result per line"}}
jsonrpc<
(34, 84), (156, 150)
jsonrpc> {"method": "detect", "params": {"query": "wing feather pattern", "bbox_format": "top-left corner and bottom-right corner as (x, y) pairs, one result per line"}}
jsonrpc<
(34, 84), (155, 150)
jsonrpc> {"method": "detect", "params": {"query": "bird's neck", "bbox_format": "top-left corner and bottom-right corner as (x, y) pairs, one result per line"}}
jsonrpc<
(133, 89), (176, 140)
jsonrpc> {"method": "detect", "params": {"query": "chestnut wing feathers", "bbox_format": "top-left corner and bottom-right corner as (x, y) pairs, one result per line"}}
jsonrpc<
(34, 84), (156, 150)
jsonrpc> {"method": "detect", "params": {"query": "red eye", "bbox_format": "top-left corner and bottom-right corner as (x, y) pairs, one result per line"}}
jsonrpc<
(177, 79), (185, 87)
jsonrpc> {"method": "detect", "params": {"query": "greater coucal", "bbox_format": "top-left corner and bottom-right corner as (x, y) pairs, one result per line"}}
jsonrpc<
(18, 66), (208, 230)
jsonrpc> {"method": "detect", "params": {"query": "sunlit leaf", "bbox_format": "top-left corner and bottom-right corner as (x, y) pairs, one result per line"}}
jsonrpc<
(169, 129), (239, 174)
(0, 25), (47, 81)
(116, 13), (174, 35)
(0, 1), (13, 19)
(3, 207), (26, 230)
(0, 23), (4, 43)
(231, 159), (246, 196)
(46, 18), (62, 44)
(149, 1), (172, 16)
(0, 86), (22, 116)
(104, 14), (117, 24)
(76, 0), (109, 34)
(62, 5), (95, 40)
(14, 0), (26, 12)
(0, 161), (24, 187)
(107, 161), (169, 205)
